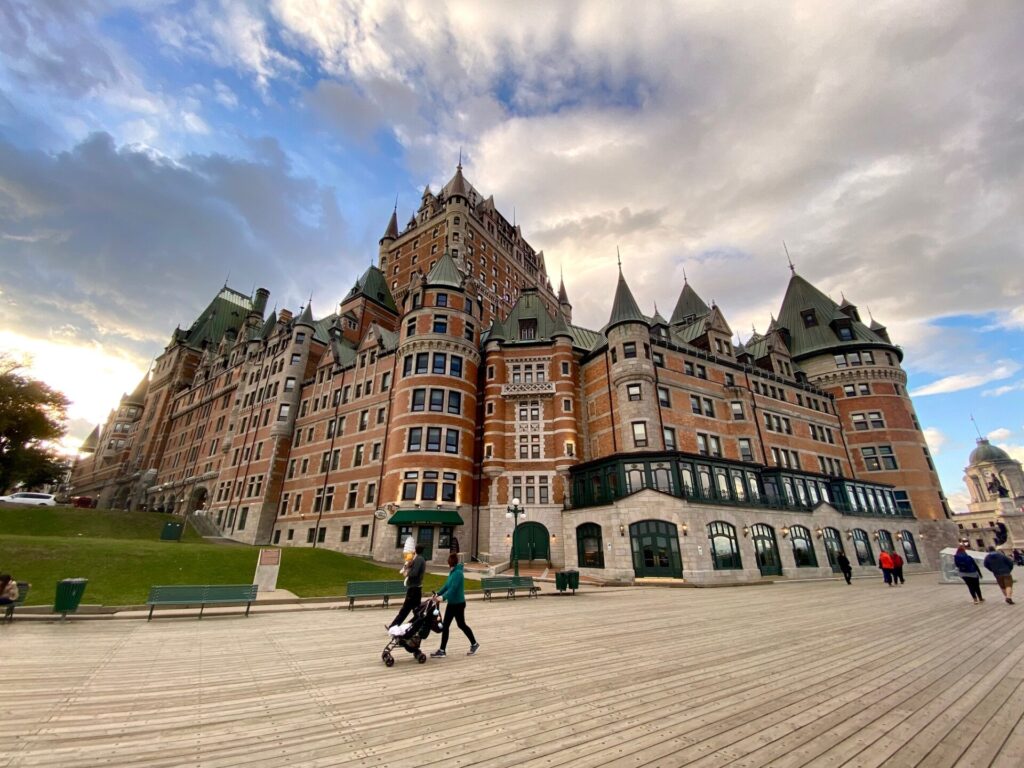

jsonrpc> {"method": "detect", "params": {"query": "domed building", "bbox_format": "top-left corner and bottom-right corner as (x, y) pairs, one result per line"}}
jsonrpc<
(955, 438), (1024, 551)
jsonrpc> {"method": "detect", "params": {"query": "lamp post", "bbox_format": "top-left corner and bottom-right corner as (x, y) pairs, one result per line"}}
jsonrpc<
(506, 496), (526, 577)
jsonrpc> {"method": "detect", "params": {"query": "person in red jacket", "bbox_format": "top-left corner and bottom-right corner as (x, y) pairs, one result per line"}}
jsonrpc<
(878, 550), (895, 586)
(891, 551), (905, 585)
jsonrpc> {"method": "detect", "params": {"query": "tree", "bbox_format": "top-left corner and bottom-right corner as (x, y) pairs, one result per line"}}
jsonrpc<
(0, 355), (70, 492)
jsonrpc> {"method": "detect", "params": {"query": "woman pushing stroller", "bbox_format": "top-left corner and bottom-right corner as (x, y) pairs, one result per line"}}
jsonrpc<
(431, 553), (480, 658)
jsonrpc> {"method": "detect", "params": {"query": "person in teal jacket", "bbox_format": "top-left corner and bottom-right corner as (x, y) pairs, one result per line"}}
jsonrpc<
(431, 553), (480, 657)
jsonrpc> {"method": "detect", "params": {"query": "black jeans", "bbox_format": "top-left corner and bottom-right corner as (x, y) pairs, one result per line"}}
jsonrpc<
(439, 602), (476, 650)
(390, 587), (422, 627)
(962, 577), (983, 601)
(841, 569), (852, 585)
(893, 566), (905, 584)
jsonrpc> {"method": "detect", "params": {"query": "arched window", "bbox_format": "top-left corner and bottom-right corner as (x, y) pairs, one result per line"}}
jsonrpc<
(708, 521), (742, 570)
(822, 527), (845, 572)
(652, 467), (673, 493)
(878, 529), (894, 552)
(698, 467), (713, 498)
(852, 529), (874, 565)
(790, 525), (818, 567)
(899, 530), (920, 563)
(680, 464), (695, 497)
(625, 467), (645, 494)
(576, 523), (604, 569)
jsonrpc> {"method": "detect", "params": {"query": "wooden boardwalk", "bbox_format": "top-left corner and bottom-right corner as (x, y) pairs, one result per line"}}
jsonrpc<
(3, 578), (1023, 767)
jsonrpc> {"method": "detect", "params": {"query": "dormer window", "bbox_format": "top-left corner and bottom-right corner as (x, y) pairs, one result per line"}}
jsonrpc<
(801, 310), (818, 328)
(837, 326), (854, 341)
(519, 319), (537, 340)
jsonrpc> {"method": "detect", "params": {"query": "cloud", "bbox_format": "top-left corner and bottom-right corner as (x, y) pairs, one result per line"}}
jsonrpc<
(983, 381), (1024, 398)
(923, 427), (948, 456)
(987, 428), (1012, 442)
(0, 132), (348, 368)
(909, 361), (1022, 397)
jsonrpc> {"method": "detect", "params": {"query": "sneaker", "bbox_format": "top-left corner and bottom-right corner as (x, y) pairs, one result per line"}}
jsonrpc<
(1007, 598), (1015, 605)
(467, 642), (480, 656)
(430, 649), (446, 658)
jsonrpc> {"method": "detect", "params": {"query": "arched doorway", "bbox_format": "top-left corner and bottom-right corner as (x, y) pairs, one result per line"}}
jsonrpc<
(188, 486), (209, 515)
(576, 523), (605, 568)
(512, 521), (550, 564)
(751, 523), (782, 576)
(630, 520), (683, 578)
(822, 527), (845, 573)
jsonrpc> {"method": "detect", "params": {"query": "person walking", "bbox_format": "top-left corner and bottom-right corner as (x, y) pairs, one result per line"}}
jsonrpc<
(878, 549), (894, 586)
(954, 545), (985, 604)
(836, 551), (853, 585)
(0, 574), (19, 606)
(983, 546), (1015, 605)
(891, 551), (905, 585)
(389, 544), (426, 628)
(430, 553), (480, 658)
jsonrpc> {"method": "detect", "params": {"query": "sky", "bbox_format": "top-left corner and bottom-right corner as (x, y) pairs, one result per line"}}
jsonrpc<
(1, 0), (1022, 510)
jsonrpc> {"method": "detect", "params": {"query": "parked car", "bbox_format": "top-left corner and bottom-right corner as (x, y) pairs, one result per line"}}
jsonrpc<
(0, 492), (58, 506)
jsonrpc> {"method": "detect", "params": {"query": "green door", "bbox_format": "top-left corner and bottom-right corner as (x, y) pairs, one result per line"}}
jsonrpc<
(512, 522), (550, 563)
(823, 528), (844, 573)
(751, 524), (782, 576)
(417, 526), (434, 561)
(630, 520), (683, 578)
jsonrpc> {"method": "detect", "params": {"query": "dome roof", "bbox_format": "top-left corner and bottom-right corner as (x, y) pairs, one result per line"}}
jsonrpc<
(970, 438), (1012, 465)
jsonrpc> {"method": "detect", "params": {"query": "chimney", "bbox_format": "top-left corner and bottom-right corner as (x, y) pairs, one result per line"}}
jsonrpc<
(252, 287), (270, 317)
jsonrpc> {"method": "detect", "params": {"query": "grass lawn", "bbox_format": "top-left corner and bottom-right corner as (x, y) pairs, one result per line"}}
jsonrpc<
(0, 506), (451, 606)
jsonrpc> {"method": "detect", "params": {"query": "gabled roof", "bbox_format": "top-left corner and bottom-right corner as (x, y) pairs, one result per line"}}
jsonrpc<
(344, 265), (398, 313)
(775, 274), (895, 360)
(670, 281), (711, 325)
(259, 310), (277, 340)
(569, 324), (603, 352)
(178, 286), (255, 351)
(501, 289), (561, 343)
(425, 250), (464, 289)
(606, 269), (647, 331)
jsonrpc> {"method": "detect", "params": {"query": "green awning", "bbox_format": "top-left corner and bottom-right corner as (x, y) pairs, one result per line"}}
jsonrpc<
(388, 509), (465, 526)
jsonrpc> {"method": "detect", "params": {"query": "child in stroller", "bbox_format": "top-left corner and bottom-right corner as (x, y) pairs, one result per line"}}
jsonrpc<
(382, 595), (443, 666)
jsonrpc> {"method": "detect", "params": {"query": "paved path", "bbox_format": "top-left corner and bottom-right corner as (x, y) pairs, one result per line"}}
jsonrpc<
(3, 578), (1023, 767)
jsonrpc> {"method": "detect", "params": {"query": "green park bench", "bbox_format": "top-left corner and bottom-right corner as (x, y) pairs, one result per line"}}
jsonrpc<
(146, 584), (258, 621)
(345, 580), (408, 610)
(481, 576), (539, 601)
(3, 582), (30, 622)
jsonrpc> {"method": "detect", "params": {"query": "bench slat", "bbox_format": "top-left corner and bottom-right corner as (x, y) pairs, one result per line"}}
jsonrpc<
(146, 585), (258, 621)
(345, 580), (407, 610)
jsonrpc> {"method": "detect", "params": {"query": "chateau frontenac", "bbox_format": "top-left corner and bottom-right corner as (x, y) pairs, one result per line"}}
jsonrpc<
(71, 163), (959, 583)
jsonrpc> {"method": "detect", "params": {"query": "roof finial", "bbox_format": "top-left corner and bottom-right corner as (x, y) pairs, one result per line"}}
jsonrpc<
(223, 270), (230, 289)
(683, 265), (688, 284)
(513, 206), (516, 227)
(783, 240), (795, 274)
(393, 194), (398, 212)
(458, 146), (462, 170)
(617, 245), (622, 272)
(867, 305), (874, 321)
(970, 414), (984, 440)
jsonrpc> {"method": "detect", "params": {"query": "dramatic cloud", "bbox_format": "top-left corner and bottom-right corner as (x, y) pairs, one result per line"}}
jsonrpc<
(0, 132), (347, 365)
(909, 361), (1022, 398)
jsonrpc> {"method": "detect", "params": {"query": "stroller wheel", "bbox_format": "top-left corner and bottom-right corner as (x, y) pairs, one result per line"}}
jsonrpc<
(382, 652), (394, 667)
(416, 653), (427, 664)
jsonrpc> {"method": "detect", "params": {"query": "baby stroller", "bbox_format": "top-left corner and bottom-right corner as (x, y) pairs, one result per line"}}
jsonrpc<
(382, 596), (443, 666)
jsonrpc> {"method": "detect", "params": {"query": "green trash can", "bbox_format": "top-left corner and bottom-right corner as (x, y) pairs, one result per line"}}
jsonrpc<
(566, 570), (580, 593)
(555, 571), (568, 592)
(160, 521), (184, 541)
(54, 578), (88, 618)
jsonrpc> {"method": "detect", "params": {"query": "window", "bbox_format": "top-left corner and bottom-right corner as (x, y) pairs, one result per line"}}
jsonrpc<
(790, 525), (817, 567)
(730, 401), (744, 420)
(341, 525), (351, 542)
(445, 429), (459, 454)
(448, 391), (462, 414)
(436, 293), (448, 307)
(277, 404), (290, 421)
(395, 524), (413, 548)
(802, 310), (818, 327)
(284, 377), (296, 392)
(429, 388), (445, 412)
(450, 356), (463, 378)
(407, 428), (422, 451)
(433, 315), (448, 333)
(738, 438), (754, 462)
(561, 361), (570, 376)
(708, 521), (742, 570)
(862, 445), (897, 471)
(627, 384), (642, 401)
(690, 395), (702, 414)
(518, 319), (537, 340)
(290, 353), (301, 365)
(623, 342), (637, 359)
(632, 422), (648, 448)
(411, 389), (426, 411)
(426, 427), (442, 452)
(702, 398), (714, 418)
(657, 387), (671, 407)
(360, 524), (370, 538)
(653, 352), (665, 368)
(663, 427), (677, 450)
(432, 353), (447, 374)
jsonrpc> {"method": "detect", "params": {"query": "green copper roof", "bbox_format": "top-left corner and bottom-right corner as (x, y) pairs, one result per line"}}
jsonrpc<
(486, 316), (507, 343)
(569, 324), (603, 351)
(296, 302), (315, 328)
(259, 310), (277, 340)
(775, 274), (894, 360)
(606, 270), (647, 330)
(551, 308), (573, 339)
(180, 287), (254, 351)
(345, 265), (398, 313)
(501, 289), (561, 343)
(425, 250), (464, 289)
(670, 282), (710, 325)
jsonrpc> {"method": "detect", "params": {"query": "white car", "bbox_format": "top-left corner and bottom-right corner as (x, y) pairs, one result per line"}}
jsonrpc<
(0, 492), (58, 506)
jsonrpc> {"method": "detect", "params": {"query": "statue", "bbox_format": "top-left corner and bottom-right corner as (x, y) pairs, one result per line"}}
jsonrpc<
(986, 475), (1010, 499)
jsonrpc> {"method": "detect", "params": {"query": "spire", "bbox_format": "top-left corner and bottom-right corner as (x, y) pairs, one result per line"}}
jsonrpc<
(558, 274), (570, 306)
(606, 265), (646, 331)
(670, 281), (711, 325)
(487, 316), (507, 343)
(260, 310), (278, 340)
(552, 307), (573, 340)
(783, 240), (795, 274)
(446, 160), (468, 199)
(296, 300), (315, 328)
(381, 205), (399, 242)
(651, 302), (668, 327)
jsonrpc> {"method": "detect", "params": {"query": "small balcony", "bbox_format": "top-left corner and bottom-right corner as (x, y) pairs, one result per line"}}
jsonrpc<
(501, 381), (555, 398)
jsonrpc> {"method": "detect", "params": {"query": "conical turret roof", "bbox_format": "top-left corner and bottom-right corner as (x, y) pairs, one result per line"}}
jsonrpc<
(296, 301), (315, 328)
(606, 268), (647, 330)
(552, 307), (573, 339)
(670, 281), (711, 325)
(486, 316), (507, 343)
(446, 163), (468, 198)
(381, 208), (399, 241)
(775, 274), (894, 360)
(80, 425), (100, 453)
(344, 265), (398, 312)
(425, 250), (463, 289)
(558, 277), (570, 305)
(260, 310), (277, 339)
